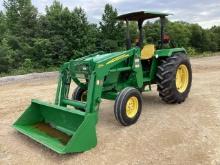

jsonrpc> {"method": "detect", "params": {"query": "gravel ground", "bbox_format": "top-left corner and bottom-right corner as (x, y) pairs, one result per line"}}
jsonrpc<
(0, 56), (220, 165)
(0, 72), (58, 85)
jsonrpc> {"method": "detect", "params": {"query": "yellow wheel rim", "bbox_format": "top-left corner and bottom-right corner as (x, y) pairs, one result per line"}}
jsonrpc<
(176, 64), (189, 93)
(126, 96), (139, 118)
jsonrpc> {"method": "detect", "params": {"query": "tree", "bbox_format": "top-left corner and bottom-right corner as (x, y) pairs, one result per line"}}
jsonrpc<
(189, 24), (204, 51)
(0, 12), (7, 42)
(211, 26), (220, 51)
(99, 4), (124, 52)
(2, 0), (38, 69)
(0, 2), (220, 74)
(86, 23), (99, 53)
(0, 38), (15, 73)
(72, 7), (96, 56)
(4, 0), (38, 41)
(166, 21), (192, 47)
(35, 1), (97, 66)
(144, 20), (161, 44)
(128, 21), (138, 45)
(189, 24), (218, 52)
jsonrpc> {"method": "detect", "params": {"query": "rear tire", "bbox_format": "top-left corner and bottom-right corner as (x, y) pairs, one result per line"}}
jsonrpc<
(114, 87), (142, 126)
(156, 53), (192, 104)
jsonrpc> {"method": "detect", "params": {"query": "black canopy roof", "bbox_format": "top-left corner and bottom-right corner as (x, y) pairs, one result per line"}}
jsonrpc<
(117, 11), (171, 21)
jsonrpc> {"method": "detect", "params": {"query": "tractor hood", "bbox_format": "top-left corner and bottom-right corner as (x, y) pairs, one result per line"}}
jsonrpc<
(74, 51), (130, 63)
(70, 50), (134, 71)
(69, 49), (136, 81)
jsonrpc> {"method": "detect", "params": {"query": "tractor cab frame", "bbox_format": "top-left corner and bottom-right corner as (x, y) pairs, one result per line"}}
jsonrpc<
(116, 11), (170, 49)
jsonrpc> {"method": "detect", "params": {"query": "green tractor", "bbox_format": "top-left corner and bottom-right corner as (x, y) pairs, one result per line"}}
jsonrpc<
(13, 11), (192, 154)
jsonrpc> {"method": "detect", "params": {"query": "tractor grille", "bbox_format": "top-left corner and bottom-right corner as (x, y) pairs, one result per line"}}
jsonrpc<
(69, 60), (91, 80)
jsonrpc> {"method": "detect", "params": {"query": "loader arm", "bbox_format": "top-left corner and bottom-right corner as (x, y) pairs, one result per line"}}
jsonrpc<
(55, 47), (143, 112)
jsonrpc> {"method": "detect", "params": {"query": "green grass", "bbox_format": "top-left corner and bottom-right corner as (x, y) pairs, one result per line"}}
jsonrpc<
(189, 51), (220, 58)
(0, 67), (59, 78)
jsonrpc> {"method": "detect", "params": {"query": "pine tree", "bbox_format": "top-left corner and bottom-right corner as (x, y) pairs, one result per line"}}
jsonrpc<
(2, 0), (38, 68)
(4, 0), (38, 41)
(0, 11), (7, 42)
(35, 1), (97, 66)
(99, 4), (124, 52)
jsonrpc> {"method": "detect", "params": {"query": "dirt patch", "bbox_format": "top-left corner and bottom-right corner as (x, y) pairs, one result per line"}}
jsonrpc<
(0, 56), (220, 164)
(34, 122), (71, 145)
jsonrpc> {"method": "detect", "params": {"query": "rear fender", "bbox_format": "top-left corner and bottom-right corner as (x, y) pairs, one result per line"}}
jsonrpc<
(149, 48), (187, 83)
(155, 48), (187, 58)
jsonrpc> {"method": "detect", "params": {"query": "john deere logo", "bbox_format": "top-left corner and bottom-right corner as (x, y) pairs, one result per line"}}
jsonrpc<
(106, 54), (129, 65)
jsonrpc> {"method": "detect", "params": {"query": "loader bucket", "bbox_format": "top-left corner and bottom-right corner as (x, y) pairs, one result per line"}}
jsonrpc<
(13, 99), (98, 154)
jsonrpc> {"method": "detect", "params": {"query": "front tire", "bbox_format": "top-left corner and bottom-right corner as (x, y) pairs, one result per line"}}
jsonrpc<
(72, 86), (87, 102)
(114, 87), (142, 126)
(156, 53), (192, 104)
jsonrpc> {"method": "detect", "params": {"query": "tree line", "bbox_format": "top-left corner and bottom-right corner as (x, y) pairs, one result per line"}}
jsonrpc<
(0, 0), (219, 74)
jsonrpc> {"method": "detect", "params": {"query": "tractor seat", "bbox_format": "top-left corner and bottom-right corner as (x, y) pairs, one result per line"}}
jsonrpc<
(141, 44), (155, 60)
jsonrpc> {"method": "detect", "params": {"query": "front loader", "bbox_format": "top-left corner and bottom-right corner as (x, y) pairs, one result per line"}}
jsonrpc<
(13, 11), (192, 154)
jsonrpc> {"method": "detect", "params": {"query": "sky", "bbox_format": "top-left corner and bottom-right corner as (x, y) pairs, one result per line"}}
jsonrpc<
(0, 0), (220, 29)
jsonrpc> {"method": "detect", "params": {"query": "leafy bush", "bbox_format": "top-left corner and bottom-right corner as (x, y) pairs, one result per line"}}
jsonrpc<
(21, 58), (33, 71)
(0, 1), (220, 76)
(186, 47), (197, 56)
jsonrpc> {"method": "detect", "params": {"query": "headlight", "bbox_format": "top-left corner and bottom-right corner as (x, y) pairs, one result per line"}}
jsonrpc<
(80, 65), (88, 71)
(82, 66), (87, 71)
